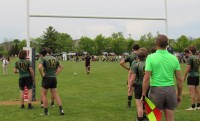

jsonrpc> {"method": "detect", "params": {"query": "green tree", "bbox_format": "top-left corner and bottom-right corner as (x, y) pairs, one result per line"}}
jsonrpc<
(126, 37), (135, 52)
(112, 32), (123, 39)
(94, 34), (107, 55)
(9, 39), (20, 56)
(137, 32), (156, 51)
(0, 46), (6, 57)
(41, 26), (59, 53)
(18, 40), (27, 50)
(31, 37), (43, 52)
(175, 35), (190, 52)
(145, 32), (156, 51)
(104, 37), (113, 53)
(56, 33), (73, 52)
(138, 34), (147, 47)
(191, 38), (200, 49)
(110, 32), (127, 55)
(79, 37), (96, 55)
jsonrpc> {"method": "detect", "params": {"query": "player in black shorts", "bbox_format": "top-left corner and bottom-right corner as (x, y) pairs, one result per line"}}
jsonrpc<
(85, 53), (91, 74)
(13, 50), (35, 109)
(129, 48), (148, 121)
(39, 47), (64, 115)
(120, 44), (140, 108)
(39, 55), (55, 108)
(183, 46), (200, 110)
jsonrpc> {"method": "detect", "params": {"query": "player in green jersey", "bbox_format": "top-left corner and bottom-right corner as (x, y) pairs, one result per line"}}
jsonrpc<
(39, 47), (64, 115)
(39, 55), (55, 108)
(120, 44), (140, 108)
(129, 49), (148, 121)
(13, 50), (35, 109)
(183, 46), (200, 110)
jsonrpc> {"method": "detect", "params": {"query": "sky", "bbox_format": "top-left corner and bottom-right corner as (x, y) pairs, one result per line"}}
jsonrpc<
(0, 0), (200, 43)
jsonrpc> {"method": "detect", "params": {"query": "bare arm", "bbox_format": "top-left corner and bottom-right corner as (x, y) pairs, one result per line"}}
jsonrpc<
(128, 69), (132, 83)
(38, 63), (45, 77)
(29, 67), (35, 81)
(175, 70), (183, 103)
(56, 64), (63, 76)
(183, 65), (190, 81)
(128, 70), (135, 85)
(120, 59), (130, 71)
(129, 72), (136, 89)
(13, 68), (19, 74)
(142, 71), (151, 96)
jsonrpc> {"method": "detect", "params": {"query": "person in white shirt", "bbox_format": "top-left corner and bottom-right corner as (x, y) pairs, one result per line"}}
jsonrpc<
(2, 57), (9, 75)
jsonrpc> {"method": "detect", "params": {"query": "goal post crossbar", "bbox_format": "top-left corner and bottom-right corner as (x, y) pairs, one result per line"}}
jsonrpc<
(26, 0), (168, 47)
(29, 14), (167, 21)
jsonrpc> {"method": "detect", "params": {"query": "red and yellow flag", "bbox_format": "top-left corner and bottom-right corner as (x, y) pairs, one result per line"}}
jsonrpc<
(144, 97), (162, 121)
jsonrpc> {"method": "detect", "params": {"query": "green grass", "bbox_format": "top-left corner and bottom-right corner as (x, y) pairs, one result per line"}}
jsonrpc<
(0, 58), (199, 121)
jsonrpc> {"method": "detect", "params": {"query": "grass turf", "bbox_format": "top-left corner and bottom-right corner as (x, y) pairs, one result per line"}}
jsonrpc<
(0, 58), (199, 121)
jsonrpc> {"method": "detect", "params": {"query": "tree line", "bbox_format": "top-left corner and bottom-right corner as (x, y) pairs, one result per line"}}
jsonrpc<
(0, 26), (199, 57)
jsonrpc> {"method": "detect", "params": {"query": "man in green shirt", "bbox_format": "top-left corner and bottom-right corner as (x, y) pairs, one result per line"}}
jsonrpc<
(120, 44), (139, 108)
(183, 46), (200, 110)
(142, 35), (183, 121)
(39, 47), (64, 115)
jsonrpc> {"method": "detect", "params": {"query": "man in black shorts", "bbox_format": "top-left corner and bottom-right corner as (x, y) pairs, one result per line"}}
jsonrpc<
(129, 48), (148, 121)
(85, 53), (91, 74)
(39, 47), (64, 115)
(183, 46), (200, 110)
(120, 44), (140, 108)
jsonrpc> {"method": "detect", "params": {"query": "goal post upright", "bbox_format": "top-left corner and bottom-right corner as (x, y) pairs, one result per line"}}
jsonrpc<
(164, 0), (168, 37)
(26, 0), (37, 101)
(27, 0), (30, 48)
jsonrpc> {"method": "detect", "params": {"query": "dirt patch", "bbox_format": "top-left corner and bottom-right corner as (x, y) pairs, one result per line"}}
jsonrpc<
(0, 100), (40, 106)
(0, 91), (190, 106)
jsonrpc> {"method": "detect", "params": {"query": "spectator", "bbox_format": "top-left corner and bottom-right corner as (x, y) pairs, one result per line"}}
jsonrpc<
(2, 57), (9, 75)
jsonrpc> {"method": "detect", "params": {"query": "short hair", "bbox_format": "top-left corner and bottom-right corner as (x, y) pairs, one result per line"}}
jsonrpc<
(156, 35), (168, 49)
(132, 44), (140, 51)
(40, 47), (52, 56)
(45, 47), (52, 54)
(18, 50), (27, 59)
(188, 45), (197, 54)
(151, 47), (157, 53)
(139, 47), (148, 55)
(137, 50), (147, 61)
(184, 48), (189, 54)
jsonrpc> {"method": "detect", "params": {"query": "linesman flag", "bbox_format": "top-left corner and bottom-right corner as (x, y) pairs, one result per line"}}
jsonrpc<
(144, 96), (162, 121)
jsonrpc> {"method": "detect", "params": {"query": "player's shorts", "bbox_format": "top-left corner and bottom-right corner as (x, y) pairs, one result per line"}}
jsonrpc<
(134, 84), (142, 99)
(19, 76), (33, 90)
(42, 77), (57, 89)
(148, 86), (177, 110)
(187, 76), (199, 86)
(85, 63), (90, 67)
